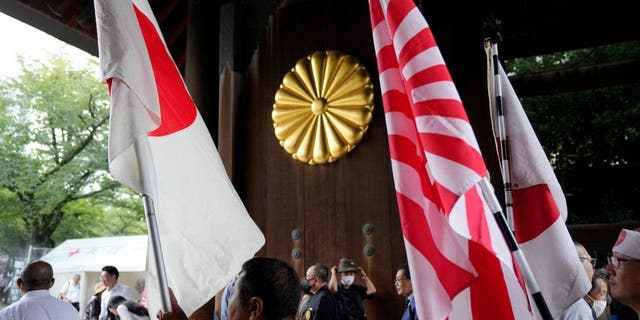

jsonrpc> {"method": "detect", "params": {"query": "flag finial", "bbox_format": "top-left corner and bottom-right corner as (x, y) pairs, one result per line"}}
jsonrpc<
(482, 15), (502, 45)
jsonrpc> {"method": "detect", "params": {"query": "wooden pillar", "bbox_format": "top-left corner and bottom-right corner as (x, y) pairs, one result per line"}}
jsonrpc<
(183, 2), (220, 319)
(185, 0), (220, 143)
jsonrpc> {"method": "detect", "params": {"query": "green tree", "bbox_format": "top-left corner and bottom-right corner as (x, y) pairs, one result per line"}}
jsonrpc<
(0, 54), (145, 252)
(504, 42), (640, 223)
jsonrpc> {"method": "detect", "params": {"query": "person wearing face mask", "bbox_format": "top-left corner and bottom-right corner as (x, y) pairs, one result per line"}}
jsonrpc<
(296, 278), (313, 320)
(303, 263), (338, 320)
(587, 276), (609, 319)
(562, 242), (597, 320)
(328, 258), (376, 320)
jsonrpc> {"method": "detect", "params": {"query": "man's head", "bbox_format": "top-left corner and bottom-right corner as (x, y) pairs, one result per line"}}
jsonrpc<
(227, 257), (301, 320)
(575, 242), (595, 280)
(586, 276), (609, 318)
(395, 264), (412, 297)
(588, 277), (608, 302)
(101, 265), (120, 289)
(337, 258), (358, 287)
(305, 263), (329, 294)
(606, 228), (640, 314)
(17, 260), (55, 293)
(72, 274), (81, 284)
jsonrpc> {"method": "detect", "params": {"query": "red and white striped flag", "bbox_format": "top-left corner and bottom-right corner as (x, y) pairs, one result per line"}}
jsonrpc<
(94, 0), (264, 316)
(369, 0), (533, 319)
(487, 57), (591, 319)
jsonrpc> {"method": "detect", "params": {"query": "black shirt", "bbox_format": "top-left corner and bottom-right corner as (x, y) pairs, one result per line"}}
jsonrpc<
(334, 283), (374, 320)
(305, 286), (339, 320)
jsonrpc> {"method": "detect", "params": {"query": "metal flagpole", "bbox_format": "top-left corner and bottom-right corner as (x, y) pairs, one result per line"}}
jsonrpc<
(478, 178), (552, 320)
(134, 139), (172, 313)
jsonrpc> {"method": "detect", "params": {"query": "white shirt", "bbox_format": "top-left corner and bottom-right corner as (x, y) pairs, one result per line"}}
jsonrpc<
(60, 279), (81, 302)
(0, 289), (79, 320)
(99, 283), (134, 320)
(561, 298), (594, 320)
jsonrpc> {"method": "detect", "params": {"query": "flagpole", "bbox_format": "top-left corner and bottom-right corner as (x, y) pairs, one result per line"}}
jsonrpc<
(135, 139), (172, 313)
(482, 18), (515, 231)
(478, 178), (552, 320)
(484, 37), (515, 231)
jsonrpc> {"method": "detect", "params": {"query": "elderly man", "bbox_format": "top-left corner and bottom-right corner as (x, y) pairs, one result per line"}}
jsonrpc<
(606, 228), (640, 317)
(226, 257), (301, 320)
(99, 265), (134, 320)
(304, 263), (339, 320)
(0, 260), (78, 320)
(562, 242), (596, 320)
(59, 273), (81, 311)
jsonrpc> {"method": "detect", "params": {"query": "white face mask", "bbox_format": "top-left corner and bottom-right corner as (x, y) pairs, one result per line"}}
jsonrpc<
(341, 275), (355, 286)
(592, 299), (606, 318)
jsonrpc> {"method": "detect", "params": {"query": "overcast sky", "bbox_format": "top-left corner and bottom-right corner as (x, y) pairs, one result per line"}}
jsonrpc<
(0, 12), (97, 77)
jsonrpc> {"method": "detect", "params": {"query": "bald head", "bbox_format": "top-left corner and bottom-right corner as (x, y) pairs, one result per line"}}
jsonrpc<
(18, 260), (54, 292)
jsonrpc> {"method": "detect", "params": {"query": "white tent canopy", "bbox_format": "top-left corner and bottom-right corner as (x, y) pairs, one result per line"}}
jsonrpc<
(41, 235), (147, 273)
(39, 235), (147, 316)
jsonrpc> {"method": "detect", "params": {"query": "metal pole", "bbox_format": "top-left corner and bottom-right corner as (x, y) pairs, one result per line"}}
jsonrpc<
(26, 245), (33, 263)
(134, 139), (172, 313)
(142, 194), (172, 313)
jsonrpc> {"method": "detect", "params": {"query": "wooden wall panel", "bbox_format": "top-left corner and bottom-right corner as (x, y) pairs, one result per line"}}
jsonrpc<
(234, 1), (410, 319)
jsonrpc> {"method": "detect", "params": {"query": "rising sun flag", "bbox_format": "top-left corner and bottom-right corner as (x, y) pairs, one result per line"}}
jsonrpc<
(94, 0), (264, 316)
(368, 0), (535, 318)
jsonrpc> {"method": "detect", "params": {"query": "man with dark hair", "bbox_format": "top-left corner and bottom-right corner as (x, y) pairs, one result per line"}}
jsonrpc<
(395, 264), (415, 320)
(99, 265), (133, 320)
(0, 260), (78, 320)
(227, 257), (301, 320)
(303, 263), (339, 320)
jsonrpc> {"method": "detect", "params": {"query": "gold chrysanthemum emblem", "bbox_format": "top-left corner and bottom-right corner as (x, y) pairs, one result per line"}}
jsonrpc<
(272, 50), (374, 165)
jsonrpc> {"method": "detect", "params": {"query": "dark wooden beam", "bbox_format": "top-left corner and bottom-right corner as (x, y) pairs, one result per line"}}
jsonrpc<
(0, 0), (97, 56)
(511, 59), (640, 97)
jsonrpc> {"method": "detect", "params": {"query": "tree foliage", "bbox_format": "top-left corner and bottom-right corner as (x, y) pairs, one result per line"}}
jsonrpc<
(504, 41), (640, 223)
(0, 54), (145, 252)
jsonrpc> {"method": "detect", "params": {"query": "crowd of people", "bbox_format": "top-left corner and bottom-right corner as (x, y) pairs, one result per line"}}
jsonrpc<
(0, 262), (146, 320)
(0, 228), (638, 320)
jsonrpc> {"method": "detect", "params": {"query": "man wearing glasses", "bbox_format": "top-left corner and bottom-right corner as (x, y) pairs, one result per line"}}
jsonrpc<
(606, 228), (640, 317)
(562, 242), (596, 320)
(394, 264), (416, 320)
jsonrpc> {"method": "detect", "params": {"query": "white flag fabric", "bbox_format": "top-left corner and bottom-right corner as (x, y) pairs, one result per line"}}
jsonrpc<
(94, 0), (265, 316)
(487, 58), (591, 319)
(369, 0), (534, 318)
